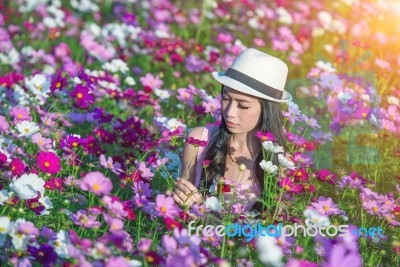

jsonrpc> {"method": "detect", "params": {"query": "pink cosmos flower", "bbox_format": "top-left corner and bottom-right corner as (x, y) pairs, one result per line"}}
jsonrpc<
(139, 73), (163, 90)
(0, 115), (10, 133)
(80, 172), (113, 195)
(32, 133), (52, 150)
(137, 161), (154, 181)
(103, 214), (124, 233)
(37, 151), (61, 175)
(310, 196), (342, 216)
(99, 154), (122, 175)
(155, 194), (179, 219)
(10, 106), (32, 123)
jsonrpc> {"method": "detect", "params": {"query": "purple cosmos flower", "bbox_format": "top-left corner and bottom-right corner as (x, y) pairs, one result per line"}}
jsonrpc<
(79, 171), (113, 195)
(41, 226), (57, 240)
(322, 243), (362, 267)
(185, 55), (208, 73)
(70, 84), (94, 109)
(132, 181), (153, 198)
(28, 244), (57, 267)
(50, 73), (67, 91)
(70, 210), (101, 228)
(155, 194), (179, 219)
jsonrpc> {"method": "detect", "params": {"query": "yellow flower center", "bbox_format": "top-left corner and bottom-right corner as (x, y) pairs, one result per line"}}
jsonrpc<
(296, 171), (302, 176)
(284, 185), (291, 191)
(36, 85), (42, 91)
(72, 142), (78, 147)
(361, 112), (367, 117)
(147, 256), (154, 263)
(372, 206), (378, 213)
(24, 128), (30, 133)
(92, 184), (100, 191)
(38, 251), (44, 257)
(44, 162), (50, 167)
(323, 206), (329, 211)
(17, 114), (23, 118)
(160, 206), (167, 213)
(56, 82), (61, 88)
(77, 93), (83, 99)
(38, 140), (44, 145)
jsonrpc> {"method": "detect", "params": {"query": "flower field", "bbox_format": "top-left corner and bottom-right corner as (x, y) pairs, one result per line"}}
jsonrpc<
(0, 0), (400, 266)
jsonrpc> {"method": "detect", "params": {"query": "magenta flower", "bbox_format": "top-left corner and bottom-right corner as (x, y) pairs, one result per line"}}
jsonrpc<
(186, 137), (208, 147)
(50, 72), (68, 92)
(80, 171), (113, 195)
(310, 196), (342, 216)
(155, 194), (179, 218)
(37, 151), (61, 175)
(70, 84), (94, 109)
(278, 178), (302, 194)
(256, 131), (276, 142)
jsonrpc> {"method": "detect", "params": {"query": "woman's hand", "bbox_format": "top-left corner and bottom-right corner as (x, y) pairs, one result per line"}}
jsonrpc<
(170, 178), (203, 208)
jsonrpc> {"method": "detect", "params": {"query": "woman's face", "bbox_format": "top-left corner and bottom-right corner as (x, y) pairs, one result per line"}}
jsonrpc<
(222, 86), (262, 134)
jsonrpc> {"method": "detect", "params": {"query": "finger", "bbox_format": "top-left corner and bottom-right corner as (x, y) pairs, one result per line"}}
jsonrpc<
(175, 181), (192, 196)
(166, 190), (172, 196)
(173, 190), (189, 204)
(172, 192), (185, 206)
(178, 178), (198, 192)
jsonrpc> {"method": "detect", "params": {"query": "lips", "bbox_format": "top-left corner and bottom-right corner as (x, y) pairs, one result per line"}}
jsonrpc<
(226, 121), (236, 127)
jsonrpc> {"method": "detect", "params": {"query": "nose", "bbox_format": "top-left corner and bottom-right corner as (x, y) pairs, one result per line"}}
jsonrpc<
(224, 101), (237, 120)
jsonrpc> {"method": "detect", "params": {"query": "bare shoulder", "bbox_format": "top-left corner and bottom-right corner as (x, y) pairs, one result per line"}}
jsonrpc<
(187, 126), (206, 139)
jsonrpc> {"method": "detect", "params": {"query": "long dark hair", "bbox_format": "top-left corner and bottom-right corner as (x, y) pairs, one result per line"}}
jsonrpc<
(200, 86), (287, 210)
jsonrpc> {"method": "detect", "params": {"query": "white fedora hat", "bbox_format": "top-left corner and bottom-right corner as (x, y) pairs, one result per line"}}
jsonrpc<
(212, 48), (292, 103)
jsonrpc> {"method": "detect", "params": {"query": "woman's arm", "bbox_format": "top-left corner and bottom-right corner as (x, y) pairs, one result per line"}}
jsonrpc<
(180, 126), (206, 185)
(171, 126), (206, 208)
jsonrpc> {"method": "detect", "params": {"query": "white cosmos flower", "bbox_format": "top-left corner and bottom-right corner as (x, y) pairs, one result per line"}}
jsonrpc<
(125, 76), (136, 86)
(154, 88), (171, 101)
(259, 160), (278, 174)
(50, 230), (70, 258)
(0, 189), (11, 205)
(38, 196), (53, 216)
(204, 196), (221, 212)
(25, 74), (51, 97)
(277, 154), (296, 170)
(304, 209), (331, 228)
(262, 141), (284, 153)
(16, 121), (40, 137)
(0, 216), (11, 234)
(256, 234), (283, 267)
(9, 173), (45, 200)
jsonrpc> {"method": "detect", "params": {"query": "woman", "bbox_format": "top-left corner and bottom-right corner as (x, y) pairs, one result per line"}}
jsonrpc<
(172, 48), (293, 212)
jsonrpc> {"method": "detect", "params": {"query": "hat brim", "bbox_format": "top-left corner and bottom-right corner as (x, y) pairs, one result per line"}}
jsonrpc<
(212, 71), (292, 103)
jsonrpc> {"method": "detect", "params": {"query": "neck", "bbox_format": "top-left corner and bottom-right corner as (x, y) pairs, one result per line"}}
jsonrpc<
(229, 129), (260, 155)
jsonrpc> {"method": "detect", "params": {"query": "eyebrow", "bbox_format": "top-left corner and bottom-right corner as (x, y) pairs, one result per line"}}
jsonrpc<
(222, 93), (252, 103)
